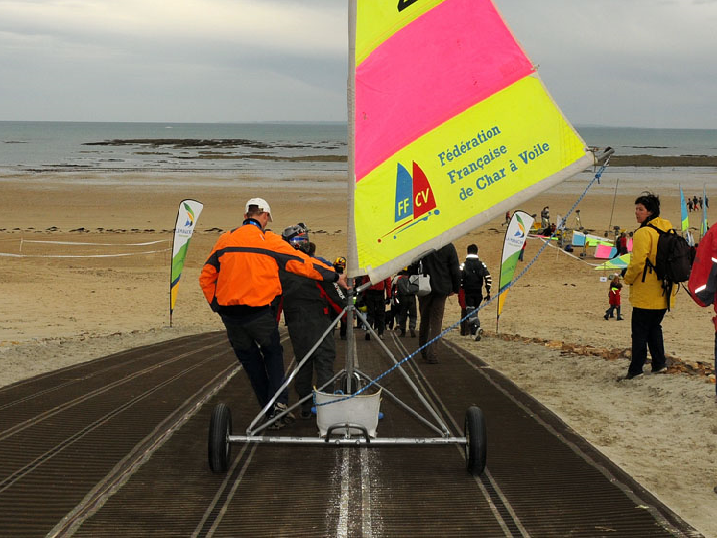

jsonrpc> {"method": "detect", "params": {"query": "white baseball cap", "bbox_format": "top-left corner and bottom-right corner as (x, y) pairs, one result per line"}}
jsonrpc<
(245, 197), (272, 221)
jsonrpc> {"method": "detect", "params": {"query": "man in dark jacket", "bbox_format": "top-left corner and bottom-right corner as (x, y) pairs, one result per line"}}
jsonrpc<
(461, 244), (492, 341)
(417, 243), (461, 363)
(278, 224), (346, 419)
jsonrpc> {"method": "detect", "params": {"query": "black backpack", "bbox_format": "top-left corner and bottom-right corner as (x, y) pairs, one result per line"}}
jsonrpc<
(642, 224), (693, 309)
(462, 259), (485, 292)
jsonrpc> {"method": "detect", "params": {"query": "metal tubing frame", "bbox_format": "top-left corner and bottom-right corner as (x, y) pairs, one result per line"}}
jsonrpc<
(247, 307), (347, 435)
(228, 435), (467, 447)
(353, 308), (452, 435)
(351, 368), (446, 436)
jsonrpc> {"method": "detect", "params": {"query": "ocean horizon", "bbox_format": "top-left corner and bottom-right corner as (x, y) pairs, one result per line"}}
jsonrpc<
(2, 121), (717, 175)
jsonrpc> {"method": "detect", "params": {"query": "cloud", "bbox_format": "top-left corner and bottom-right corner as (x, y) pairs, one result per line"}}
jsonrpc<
(0, 0), (715, 126)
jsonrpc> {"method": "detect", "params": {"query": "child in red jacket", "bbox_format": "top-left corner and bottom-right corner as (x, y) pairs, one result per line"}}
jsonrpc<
(604, 275), (624, 320)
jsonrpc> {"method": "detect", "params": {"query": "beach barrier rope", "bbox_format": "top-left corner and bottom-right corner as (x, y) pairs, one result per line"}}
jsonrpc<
(0, 238), (170, 258)
(318, 154), (613, 408)
(0, 249), (170, 258)
(20, 239), (168, 246)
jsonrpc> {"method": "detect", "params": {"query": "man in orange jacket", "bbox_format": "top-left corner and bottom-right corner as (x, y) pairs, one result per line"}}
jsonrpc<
(199, 198), (347, 428)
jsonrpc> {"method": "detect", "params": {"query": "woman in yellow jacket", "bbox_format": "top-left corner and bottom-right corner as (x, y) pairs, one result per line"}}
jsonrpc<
(622, 193), (674, 379)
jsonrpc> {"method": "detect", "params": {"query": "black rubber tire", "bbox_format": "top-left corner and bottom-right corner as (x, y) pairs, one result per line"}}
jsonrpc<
(208, 403), (232, 473)
(465, 406), (487, 476)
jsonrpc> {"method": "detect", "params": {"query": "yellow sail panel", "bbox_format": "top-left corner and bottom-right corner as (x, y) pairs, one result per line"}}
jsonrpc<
(355, 0), (443, 66)
(355, 75), (591, 279)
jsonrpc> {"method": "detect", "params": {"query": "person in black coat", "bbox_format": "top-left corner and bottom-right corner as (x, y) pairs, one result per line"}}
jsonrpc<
(461, 244), (492, 341)
(416, 243), (461, 363)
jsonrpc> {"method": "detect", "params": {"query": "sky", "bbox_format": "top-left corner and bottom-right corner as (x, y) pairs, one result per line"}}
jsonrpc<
(0, 0), (716, 129)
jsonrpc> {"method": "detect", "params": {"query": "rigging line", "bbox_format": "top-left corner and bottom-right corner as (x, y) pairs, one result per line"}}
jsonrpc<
(320, 157), (612, 406)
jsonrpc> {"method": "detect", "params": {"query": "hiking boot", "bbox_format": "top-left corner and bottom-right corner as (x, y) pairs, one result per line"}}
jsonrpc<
(474, 328), (483, 342)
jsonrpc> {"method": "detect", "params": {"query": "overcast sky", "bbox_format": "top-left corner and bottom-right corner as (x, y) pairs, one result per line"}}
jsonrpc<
(0, 0), (715, 129)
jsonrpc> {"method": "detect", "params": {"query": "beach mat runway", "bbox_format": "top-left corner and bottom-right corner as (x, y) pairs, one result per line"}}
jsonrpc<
(0, 331), (702, 537)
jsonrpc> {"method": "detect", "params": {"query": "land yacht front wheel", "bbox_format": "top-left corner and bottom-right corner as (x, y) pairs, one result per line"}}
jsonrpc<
(465, 406), (487, 476)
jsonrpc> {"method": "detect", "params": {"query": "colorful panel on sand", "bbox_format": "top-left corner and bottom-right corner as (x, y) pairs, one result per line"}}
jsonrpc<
(594, 244), (618, 259)
(352, 0), (593, 281)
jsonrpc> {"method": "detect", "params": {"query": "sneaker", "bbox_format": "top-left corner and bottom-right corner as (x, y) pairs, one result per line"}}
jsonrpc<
(474, 328), (483, 342)
(616, 316), (624, 321)
(378, 333), (385, 340)
(652, 366), (668, 374)
(624, 372), (644, 380)
(268, 402), (295, 429)
(603, 314), (609, 320)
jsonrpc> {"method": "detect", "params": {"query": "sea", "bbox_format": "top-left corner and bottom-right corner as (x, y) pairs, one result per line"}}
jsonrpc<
(0, 121), (715, 192)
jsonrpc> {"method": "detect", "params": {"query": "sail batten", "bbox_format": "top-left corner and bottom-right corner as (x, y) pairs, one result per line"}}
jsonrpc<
(349, 0), (593, 282)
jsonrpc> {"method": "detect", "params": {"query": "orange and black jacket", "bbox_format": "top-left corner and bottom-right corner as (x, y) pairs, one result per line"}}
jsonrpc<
(199, 220), (338, 313)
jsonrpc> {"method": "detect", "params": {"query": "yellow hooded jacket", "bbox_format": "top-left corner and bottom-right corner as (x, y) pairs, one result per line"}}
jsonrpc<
(622, 216), (676, 310)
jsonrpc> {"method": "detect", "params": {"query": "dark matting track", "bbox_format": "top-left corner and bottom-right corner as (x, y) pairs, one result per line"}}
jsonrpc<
(0, 329), (703, 537)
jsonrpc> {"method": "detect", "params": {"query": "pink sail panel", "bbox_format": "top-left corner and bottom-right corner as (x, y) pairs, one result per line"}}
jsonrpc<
(355, 0), (534, 182)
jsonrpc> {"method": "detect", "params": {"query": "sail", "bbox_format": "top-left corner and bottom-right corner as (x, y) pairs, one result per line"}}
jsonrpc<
(594, 253), (631, 271)
(680, 185), (689, 233)
(170, 199), (203, 324)
(348, 0), (594, 282)
(497, 210), (533, 319)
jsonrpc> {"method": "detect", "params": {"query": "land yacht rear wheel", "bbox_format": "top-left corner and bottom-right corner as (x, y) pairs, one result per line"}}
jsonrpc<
(208, 403), (232, 473)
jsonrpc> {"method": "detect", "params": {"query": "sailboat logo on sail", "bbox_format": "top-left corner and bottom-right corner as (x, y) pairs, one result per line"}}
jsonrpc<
(380, 160), (439, 241)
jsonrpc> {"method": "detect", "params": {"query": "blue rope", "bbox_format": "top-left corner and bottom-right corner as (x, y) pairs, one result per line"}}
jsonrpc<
(317, 160), (611, 407)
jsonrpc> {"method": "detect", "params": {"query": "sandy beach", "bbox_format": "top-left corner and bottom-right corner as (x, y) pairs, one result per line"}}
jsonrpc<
(1, 168), (716, 537)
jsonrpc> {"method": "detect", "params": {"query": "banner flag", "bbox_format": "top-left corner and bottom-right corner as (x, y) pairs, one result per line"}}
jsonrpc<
(680, 185), (689, 233)
(170, 199), (203, 325)
(497, 210), (533, 324)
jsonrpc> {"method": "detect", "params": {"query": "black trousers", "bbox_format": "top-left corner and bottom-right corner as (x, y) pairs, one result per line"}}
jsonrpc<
(628, 307), (667, 375)
(364, 290), (386, 336)
(221, 308), (288, 413)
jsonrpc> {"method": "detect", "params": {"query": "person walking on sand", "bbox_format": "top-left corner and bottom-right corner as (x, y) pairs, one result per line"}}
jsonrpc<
(199, 198), (346, 428)
(604, 274), (624, 321)
(621, 192), (674, 380)
(416, 243), (461, 363)
(461, 244), (492, 341)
